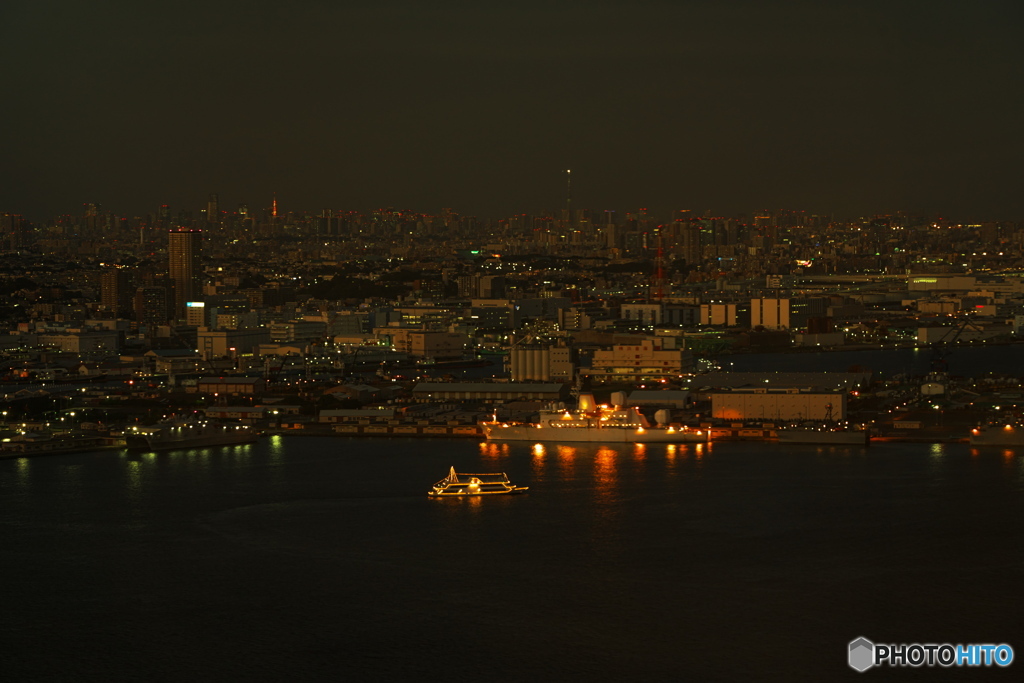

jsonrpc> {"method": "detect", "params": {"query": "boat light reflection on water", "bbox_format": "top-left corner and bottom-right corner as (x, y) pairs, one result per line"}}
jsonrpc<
(594, 446), (618, 498)
(555, 445), (577, 479)
(507, 440), (712, 488)
(530, 443), (547, 481)
(478, 442), (510, 460)
(963, 446), (1024, 477)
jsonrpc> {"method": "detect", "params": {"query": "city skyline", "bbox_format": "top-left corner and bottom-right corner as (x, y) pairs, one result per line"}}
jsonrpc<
(4, 1), (1024, 222)
(0, 194), (1008, 226)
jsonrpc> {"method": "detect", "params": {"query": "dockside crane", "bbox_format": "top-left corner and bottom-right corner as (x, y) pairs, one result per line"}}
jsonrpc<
(929, 315), (985, 373)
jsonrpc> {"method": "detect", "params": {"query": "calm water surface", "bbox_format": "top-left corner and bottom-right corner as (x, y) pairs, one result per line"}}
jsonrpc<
(3, 437), (1022, 682)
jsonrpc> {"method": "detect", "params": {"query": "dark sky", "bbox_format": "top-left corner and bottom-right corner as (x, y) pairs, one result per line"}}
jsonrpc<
(4, 0), (1024, 221)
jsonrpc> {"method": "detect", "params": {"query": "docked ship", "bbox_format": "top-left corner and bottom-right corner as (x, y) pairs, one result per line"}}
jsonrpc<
(1, 432), (126, 457)
(480, 394), (708, 444)
(775, 423), (870, 446)
(428, 467), (528, 496)
(970, 420), (1024, 446)
(125, 419), (258, 451)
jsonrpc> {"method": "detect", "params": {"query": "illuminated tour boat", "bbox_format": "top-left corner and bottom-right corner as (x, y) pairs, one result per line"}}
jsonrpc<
(479, 393), (708, 444)
(125, 418), (258, 451)
(428, 467), (528, 497)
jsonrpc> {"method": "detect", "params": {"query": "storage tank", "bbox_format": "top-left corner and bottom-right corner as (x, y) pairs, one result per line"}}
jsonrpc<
(511, 346), (551, 381)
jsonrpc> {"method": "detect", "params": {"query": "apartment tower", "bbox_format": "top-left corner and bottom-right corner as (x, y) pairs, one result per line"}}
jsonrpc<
(168, 229), (202, 320)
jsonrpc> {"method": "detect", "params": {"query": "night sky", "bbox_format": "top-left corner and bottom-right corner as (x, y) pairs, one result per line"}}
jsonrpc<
(4, 0), (1024, 221)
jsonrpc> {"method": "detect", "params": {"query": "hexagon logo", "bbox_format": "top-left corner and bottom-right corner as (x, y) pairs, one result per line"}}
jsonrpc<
(849, 637), (875, 672)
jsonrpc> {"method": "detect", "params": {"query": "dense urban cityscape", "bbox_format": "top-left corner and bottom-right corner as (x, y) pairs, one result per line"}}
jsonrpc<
(6, 1), (1024, 679)
(2, 196), (1023, 453)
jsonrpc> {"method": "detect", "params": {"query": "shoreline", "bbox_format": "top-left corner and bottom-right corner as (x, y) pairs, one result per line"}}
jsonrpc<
(0, 427), (1008, 458)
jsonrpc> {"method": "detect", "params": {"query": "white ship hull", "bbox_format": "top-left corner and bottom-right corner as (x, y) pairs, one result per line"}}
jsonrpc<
(484, 393), (707, 444)
(969, 427), (1024, 446)
(481, 423), (707, 443)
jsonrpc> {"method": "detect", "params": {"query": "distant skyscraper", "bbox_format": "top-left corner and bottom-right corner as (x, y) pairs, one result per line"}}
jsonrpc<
(206, 194), (219, 225)
(565, 169), (572, 227)
(680, 223), (702, 265)
(168, 229), (202, 320)
(0, 213), (23, 249)
(441, 208), (457, 228)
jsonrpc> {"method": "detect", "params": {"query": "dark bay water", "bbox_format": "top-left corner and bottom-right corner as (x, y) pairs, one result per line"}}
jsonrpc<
(3, 437), (1023, 682)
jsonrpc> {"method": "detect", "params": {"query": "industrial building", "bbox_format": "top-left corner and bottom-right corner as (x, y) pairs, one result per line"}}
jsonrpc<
(710, 387), (848, 421)
(381, 329), (468, 360)
(588, 338), (693, 380)
(197, 327), (271, 361)
(509, 344), (574, 382)
(197, 376), (266, 396)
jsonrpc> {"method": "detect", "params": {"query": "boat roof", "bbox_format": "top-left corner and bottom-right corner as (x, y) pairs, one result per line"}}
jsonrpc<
(448, 472), (509, 479)
(438, 467), (510, 484)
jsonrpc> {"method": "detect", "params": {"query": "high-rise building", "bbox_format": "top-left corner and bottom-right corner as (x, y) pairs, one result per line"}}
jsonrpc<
(478, 275), (505, 298)
(0, 213), (23, 249)
(750, 298), (790, 330)
(134, 284), (172, 327)
(317, 209), (333, 236)
(206, 194), (219, 225)
(168, 229), (202, 320)
(680, 223), (703, 265)
(100, 267), (132, 316)
(456, 274), (478, 298)
(185, 301), (209, 327)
